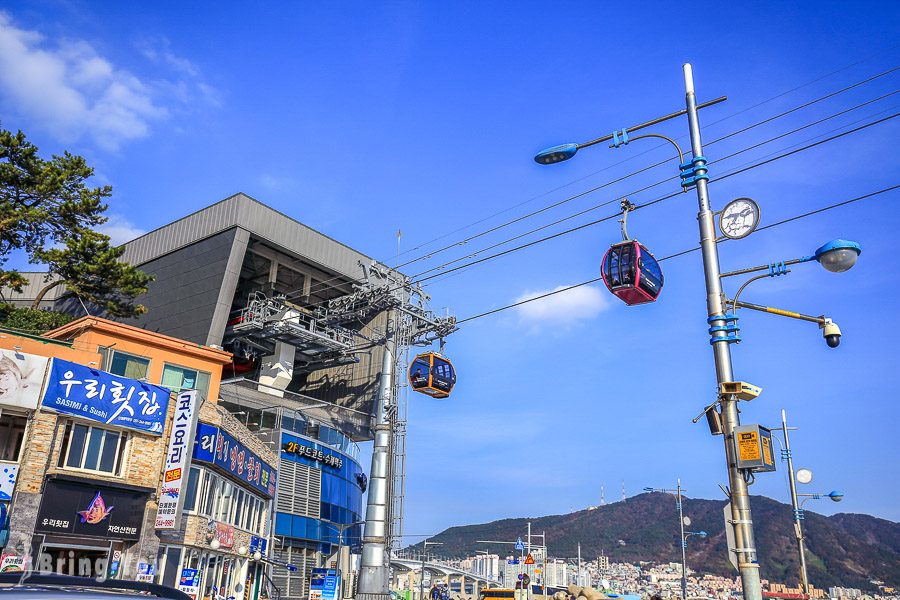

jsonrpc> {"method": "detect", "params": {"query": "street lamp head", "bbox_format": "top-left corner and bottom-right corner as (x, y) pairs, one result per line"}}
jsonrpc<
(828, 490), (844, 502)
(535, 143), (578, 165)
(698, 531), (707, 538)
(813, 239), (861, 273)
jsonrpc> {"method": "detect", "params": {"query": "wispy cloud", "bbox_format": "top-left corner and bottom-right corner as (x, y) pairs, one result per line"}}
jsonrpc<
(513, 283), (609, 328)
(0, 13), (220, 150)
(97, 214), (146, 245)
(0, 12), (166, 150)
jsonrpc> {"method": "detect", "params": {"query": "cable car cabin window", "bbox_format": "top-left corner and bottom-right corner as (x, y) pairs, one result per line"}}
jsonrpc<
(638, 251), (663, 295)
(431, 360), (455, 391)
(620, 244), (635, 285)
(605, 250), (621, 287)
(409, 358), (430, 388)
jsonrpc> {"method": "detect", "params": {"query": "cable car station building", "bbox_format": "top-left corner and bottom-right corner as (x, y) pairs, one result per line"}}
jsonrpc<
(9, 193), (396, 599)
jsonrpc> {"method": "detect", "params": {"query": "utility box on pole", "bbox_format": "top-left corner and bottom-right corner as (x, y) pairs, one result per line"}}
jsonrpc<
(733, 424), (776, 472)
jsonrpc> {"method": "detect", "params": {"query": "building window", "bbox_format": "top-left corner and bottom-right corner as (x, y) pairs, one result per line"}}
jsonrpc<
(57, 421), (127, 475)
(107, 351), (151, 380)
(185, 467), (269, 532)
(184, 467), (200, 512)
(161, 364), (211, 400)
(0, 414), (27, 462)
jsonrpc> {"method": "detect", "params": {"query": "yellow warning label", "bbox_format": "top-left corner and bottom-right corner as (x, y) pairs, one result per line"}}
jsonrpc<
(737, 431), (761, 461)
(762, 435), (773, 466)
(524, 553), (535, 565)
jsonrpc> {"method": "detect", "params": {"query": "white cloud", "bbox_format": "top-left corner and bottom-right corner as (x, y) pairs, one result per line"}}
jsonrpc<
(0, 12), (167, 150)
(0, 13), (220, 150)
(97, 214), (146, 245)
(513, 283), (609, 326)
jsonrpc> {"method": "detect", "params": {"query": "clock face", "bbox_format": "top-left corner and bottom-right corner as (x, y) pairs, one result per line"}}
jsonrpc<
(795, 468), (813, 484)
(719, 197), (760, 239)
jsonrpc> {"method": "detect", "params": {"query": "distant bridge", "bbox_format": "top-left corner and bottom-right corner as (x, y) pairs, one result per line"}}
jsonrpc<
(390, 555), (500, 595)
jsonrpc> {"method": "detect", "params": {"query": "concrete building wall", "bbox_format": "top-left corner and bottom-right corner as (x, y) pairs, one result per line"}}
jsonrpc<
(112, 228), (245, 346)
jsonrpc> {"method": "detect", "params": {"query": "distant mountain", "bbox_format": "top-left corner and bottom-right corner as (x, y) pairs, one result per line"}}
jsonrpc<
(412, 493), (899, 591)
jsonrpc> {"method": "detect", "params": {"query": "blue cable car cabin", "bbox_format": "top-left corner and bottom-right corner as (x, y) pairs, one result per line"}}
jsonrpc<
(601, 240), (664, 305)
(408, 352), (456, 399)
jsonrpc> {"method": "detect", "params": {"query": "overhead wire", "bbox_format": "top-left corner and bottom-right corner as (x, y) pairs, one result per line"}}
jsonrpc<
(396, 66), (899, 273)
(455, 184), (900, 324)
(411, 111), (898, 286)
(395, 55), (899, 260)
(410, 93), (898, 280)
(294, 68), (900, 305)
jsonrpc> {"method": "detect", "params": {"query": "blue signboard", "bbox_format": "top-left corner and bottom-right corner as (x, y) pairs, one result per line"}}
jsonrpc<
(40, 358), (170, 435)
(192, 422), (277, 497)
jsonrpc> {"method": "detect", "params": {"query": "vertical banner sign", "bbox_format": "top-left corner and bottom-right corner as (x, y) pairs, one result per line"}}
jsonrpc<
(155, 391), (200, 529)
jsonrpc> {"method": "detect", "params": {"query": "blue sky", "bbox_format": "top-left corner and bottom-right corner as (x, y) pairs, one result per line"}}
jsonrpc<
(1, 1), (898, 545)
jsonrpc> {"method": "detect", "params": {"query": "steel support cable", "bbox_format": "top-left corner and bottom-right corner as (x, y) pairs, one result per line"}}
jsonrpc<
(418, 100), (899, 285)
(703, 65), (899, 147)
(389, 65), (900, 270)
(394, 62), (899, 264)
(411, 109), (899, 282)
(455, 185), (899, 324)
(301, 110), (899, 315)
(298, 85), (899, 304)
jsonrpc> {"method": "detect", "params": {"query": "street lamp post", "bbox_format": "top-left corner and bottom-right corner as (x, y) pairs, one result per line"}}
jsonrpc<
(536, 64), (863, 600)
(644, 480), (698, 600)
(335, 520), (366, 599)
(536, 64), (764, 600)
(420, 540), (443, 600)
(778, 411), (844, 597)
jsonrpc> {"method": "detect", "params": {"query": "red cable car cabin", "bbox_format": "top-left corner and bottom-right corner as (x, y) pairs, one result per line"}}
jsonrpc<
(408, 352), (456, 399)
(601, 240), (664, 305)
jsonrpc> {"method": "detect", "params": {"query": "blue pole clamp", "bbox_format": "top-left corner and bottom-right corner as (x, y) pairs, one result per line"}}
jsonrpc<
(768, 262), (790, 276)
(794, 508), (805, 521)
(611, 128), (629, 148)
(708, 314), (740, 345)
(680, 155), (710, 189)
(781, 449), (791, 460)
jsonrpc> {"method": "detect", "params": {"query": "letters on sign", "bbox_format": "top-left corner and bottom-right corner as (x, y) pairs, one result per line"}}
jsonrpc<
(40, 358), (170, 435)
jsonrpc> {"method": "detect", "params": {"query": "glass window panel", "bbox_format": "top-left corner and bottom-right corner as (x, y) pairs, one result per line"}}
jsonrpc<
(184, 467), (200, 511)
(195, 371), (210, 400)
(109, 352), (150, 380)
(98, 430), (119, 472)
(66, 423), (88, 468)
(161, 546), (181, 589)
(83, 427), (104, 470)
(0, 415), (27, 462)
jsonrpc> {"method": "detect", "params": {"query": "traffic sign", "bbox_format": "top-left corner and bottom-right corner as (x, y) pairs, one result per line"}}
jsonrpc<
(524, 553), (535, 565)
(723, 502), (738, 571)
(515, 537), (525, 551)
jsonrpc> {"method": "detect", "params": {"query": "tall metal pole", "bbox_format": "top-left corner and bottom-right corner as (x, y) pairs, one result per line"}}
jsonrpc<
(358, 310), (396, 600)
(683, 63), (763, 600)
(782, 409), (810, 596)
(677, 479), (688, 600)
(576, 543), (581, 587)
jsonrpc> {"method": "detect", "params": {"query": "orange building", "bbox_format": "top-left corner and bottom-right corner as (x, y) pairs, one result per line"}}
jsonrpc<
(0, 317), (235, 579)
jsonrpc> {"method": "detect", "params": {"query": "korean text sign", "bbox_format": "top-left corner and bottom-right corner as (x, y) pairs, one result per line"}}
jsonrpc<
(155, 391), (200, 530)
(40, 358), (170, 435)
(193, 422), (277, 497)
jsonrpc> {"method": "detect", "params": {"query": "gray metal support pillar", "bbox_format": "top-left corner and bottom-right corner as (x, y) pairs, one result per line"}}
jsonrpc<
(357, 310), (396, 600)
(683, 63), (763, 600)
(782, 409), (810, 595)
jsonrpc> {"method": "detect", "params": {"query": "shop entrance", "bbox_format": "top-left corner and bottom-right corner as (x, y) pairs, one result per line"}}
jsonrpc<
(41, 543), (111, 578)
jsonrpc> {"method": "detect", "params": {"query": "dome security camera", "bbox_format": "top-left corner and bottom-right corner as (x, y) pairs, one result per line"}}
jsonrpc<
(821, 319), (841, 348)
